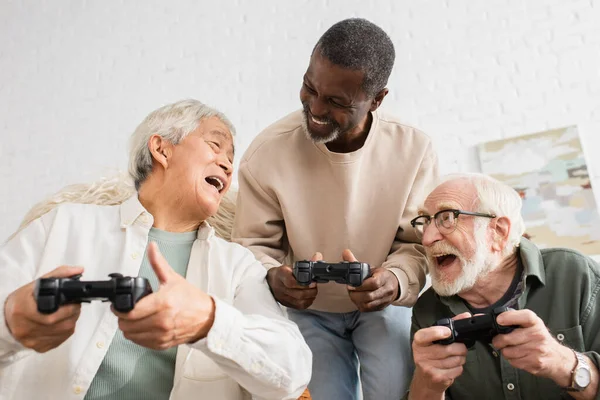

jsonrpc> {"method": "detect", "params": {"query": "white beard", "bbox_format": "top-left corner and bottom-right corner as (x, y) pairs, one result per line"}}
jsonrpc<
(428, 219), (497, 297)
(300, 111), (341, 144)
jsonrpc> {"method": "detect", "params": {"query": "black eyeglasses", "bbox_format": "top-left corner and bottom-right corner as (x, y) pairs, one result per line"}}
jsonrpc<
(410, 209), (496, 239)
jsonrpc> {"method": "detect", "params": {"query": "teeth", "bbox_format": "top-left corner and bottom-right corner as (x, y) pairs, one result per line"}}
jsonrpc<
(207, 177), (224, 192)
(311, 116), (328, 125)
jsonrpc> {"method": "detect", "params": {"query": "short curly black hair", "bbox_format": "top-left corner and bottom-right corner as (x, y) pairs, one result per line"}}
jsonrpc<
(313, 18), (395, 97)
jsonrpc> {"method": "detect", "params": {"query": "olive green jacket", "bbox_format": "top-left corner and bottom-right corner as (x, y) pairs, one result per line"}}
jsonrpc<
(406, 238), (600, 400)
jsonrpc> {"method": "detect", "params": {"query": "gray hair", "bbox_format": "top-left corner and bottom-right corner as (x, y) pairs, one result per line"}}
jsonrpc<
(129, 99), (235, 190)
(7, 99), (236, 242)
(433, 173), (526, 255)
(314, 18), (395, 97)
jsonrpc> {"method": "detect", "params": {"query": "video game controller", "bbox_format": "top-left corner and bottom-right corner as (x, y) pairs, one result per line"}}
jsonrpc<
(433, 306), (518, 348)
(292, 260), (371, 287)
(34, 273), (153, 314)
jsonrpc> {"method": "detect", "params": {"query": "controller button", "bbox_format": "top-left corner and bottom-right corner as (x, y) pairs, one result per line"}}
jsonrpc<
(298, 271), (310, 283)
(348, 274), (360, 286)
(115, 294), (132, 311)
(38, 297), (56, 313)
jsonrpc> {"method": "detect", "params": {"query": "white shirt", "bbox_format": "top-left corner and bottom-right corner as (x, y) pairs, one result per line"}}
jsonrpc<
(0, 196), (311, 400)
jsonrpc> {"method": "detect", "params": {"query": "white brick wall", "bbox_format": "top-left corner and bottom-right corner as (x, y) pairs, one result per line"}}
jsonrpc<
(1, 0), (599, 241)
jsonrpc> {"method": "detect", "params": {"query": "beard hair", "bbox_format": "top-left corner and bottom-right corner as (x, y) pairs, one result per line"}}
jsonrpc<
(428, 219), (497, 297)
(300, 106), (341, 144)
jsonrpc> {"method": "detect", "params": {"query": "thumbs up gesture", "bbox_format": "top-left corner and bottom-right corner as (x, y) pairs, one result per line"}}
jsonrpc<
(113, 242), (215, 350)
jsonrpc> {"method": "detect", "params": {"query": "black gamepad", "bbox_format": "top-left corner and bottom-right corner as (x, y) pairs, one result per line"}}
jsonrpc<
(433, 306), (518, 348)
(293, 260), (371, 287)
(34, 273), (153, 314)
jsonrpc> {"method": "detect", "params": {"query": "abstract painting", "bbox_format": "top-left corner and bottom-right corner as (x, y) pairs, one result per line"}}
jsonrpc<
(479, 126), (600, 255)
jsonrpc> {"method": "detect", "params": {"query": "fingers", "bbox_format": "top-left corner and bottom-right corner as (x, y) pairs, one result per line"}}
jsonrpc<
(452, 312), (473, 321)
(355, 297), (388, 312)
(280, 265), (316, 289)
(118, 312), (170, 335)
(40, 265), (85, 279)
(278, 294), (316, 310)
(33, 303), (81, 325)
(113, 293), (161, 321)
(121, 330), (174, 351)
(348, 285), (388, 309)
(284, 287), (318, 301)
(342, 249), (358, 262)
(438, 355), (468, 370)
(347, 267), (384, 292)
(147, 242), (175, 285)
(310, 252), (323, 262)
(496, 309), (535, 328)
(413, 326), (455, 346)
(347, 275), (379, 292)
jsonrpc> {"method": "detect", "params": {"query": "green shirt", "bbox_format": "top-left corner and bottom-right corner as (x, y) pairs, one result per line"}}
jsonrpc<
(408, 238), (600, 400)
(85, 228), (196, 400)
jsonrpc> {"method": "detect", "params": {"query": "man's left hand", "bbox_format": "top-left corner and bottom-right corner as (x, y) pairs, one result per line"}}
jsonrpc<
(492, 309), (575, 386)
(344, 249), (399, 312)
(113, 242), (216, 350)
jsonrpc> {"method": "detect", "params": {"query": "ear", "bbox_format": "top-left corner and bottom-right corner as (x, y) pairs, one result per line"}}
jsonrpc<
(369, 88), (389, 112)
(490, 216), (511, 253)
(148, 135), (173, 170)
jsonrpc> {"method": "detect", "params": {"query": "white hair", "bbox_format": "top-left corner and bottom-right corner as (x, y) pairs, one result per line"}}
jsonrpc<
(7, 99), (237, 242)
(431, 173), (526, 256)
(129, 99), (235, 190)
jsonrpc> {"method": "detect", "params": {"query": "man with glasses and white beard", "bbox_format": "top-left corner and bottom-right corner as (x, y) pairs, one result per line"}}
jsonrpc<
(404, 173), (600, 400)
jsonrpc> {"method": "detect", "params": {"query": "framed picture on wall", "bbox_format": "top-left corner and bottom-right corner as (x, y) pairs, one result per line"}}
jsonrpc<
(478, 125), (600, 256)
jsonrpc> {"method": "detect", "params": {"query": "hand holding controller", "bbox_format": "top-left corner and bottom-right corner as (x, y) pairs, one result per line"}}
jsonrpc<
(433, 306), (518, 348)
(34, 273), (153, 314)
(293, 260), (371, 287)
(4, 266), (85, 353)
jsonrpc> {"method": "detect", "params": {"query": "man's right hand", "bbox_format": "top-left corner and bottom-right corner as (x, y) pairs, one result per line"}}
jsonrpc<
(408, 313), (471, 400)
(4, 266), (84, 353)
(266, 253), (321, 309)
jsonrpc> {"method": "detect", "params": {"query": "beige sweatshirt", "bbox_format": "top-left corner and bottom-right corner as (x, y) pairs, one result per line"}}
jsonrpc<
(232, 110), (439, 313)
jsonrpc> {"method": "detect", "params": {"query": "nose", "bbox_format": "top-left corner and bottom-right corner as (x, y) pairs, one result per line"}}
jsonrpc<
(308, 96), (329, 119)
(217, 153), (233, 176)
(421, 221), (443, 247)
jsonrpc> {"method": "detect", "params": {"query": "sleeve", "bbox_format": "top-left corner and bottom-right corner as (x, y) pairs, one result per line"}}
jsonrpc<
(383, 141), (439, 306)
(403, 306), (454, 400)
(581, 258), (600, 400)
(189, 250), (312, 399)
(0, 211), (54, 367)
(231, 159), (288, 269)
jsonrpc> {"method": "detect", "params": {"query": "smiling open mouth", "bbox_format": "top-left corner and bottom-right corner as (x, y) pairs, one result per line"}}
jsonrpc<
(205, 176), (224, 192)
(311, 116), (329, 125)
(435, 254), (457, 267)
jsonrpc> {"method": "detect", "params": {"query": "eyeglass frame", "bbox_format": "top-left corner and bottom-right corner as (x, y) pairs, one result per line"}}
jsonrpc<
(410, 209), (497, 237)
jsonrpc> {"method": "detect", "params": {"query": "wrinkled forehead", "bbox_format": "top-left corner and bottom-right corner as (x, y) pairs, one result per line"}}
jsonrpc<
(421, 180), (478, 214)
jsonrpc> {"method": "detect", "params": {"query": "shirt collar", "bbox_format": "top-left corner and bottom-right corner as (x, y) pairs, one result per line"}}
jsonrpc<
(120, 195), (150, 228)
(517, 237), (546, 287)
(120, 195), (215, 240)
